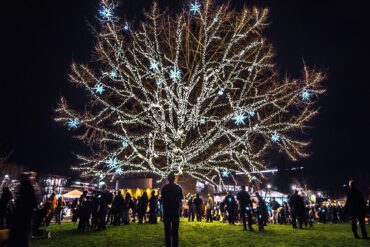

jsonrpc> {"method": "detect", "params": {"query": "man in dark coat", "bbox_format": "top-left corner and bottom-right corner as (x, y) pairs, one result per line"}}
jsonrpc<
(288, 190), (305, 229)
(193, 194), (203, 222)
(224, 192), (236, 224)
(161, 174), (183, 247)
(345, 180), (369, 239)
(187, 195), (195, 222)
(237, 185), (253, 231)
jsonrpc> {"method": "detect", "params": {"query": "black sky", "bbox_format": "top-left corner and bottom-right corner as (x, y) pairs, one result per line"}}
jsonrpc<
(1, 0), (369, 191)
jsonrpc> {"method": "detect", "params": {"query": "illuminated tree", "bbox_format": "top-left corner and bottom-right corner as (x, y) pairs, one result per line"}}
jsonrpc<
(55, 0), (324, 187)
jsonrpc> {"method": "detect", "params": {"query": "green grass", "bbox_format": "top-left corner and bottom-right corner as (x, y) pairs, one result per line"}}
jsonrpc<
(32, 219), (370, 247)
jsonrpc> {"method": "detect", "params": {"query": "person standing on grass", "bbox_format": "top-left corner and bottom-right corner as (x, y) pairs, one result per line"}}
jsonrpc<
(149, 190), (158, 224)
(288, 190), (305, 229)
(161, 173), (183, 247)
(345, 180), (369, 239)
(225, 192), (236, 224)
(187, 195), (195, 222)
(193, 194), (203, 222)
(206, 194), (214, 222)
(237, 185), (253, 231)
(55, 196), (66, 225)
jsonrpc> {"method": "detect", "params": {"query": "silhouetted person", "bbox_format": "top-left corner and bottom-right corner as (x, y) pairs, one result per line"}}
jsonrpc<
(206, 194), (213, 222)
(269, 197), (280, 224)
(161, 174), (183, 247)
(288, 190), (305, 229)
(149, 191), (158, 224)
(8, 172), (40, 247)
(71, 198), (79, 223)
(0, 187), (13, 229)
(237, 185), (253, 231)
(138, 192), (149, 224)
(256, 192), (268, 231)
(112, 191), (124, 226)
(225, 192), (236, 224)
(193, 194), (203, 222)
(123, 192), (132, 225)
(345, 180), (369, 239)
(97, 186), (113, 230)
(188, 195), (195, 221)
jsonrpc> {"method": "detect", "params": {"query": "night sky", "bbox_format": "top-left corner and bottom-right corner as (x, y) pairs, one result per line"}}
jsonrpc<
(1, 0), (369, 192)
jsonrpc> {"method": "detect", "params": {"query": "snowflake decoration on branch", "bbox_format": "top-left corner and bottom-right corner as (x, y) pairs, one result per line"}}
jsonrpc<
(55, 0), (324, 187)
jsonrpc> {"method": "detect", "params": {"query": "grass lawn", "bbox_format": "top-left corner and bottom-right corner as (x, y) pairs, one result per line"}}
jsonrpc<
(32, 219), (370, 247)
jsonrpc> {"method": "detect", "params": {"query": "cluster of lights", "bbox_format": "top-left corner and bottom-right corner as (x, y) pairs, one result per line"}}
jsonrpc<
(55, 0), (324, 187)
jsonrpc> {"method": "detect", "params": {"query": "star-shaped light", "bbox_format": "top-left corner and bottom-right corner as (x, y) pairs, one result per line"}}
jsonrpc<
(213, 16), (219, 22)
(221, 169), (230, 177)
(99, 5), (113, 20)
(109, 70), (118, 79)
(123, 23), (129, 31)
(232, 112), (247, 125)
(149, 60), (159, 71)
(218, 89), (224, 96)
(189, 2), (201, 15)
(271, 132), (281, 142)
(107, 157), (118, 169)
(115, 167), (124, 175)
(247, 110), (256, 117)
(169, 68), (181, 81)
(300, 89), (311, 101)
(199, 118), (206, 125)
(93, 83), (105, 95)
(67, 118), (79, 129)
(122, 140), (129, 149)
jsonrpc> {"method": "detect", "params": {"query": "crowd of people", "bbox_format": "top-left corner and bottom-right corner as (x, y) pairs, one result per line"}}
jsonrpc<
(0, 173), (369, 247)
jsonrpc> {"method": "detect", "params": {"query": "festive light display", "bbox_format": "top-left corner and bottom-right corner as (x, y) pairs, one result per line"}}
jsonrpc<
(55, 0), (324, 187)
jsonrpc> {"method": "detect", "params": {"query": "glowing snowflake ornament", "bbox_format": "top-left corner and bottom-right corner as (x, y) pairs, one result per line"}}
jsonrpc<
(300, 89), (311, 101)
(199, 118), (206, 125)
(218, 89), (224, 96)
(271, 132), (281, 142)
(109, 70), (118, 79)
(93, 83), (105, 95)
(107, 157), (118, 169)
(233, 113), (247, 125)
(67, 118), (79, 129)
(221, 169), (230, 177)
(115, 167), (124, 175)
(99, 5), (113, 20)
(169, 68), (181, 81)
(149, 61), (159, 71)
(189, 2), (201, 15)
(121, 140), (129, 149)
(123, 23), (129, 31)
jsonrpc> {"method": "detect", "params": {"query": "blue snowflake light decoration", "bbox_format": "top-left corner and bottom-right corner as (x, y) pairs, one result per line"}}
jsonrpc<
(169, 68), (181, 81)
(232, 112), (247, 125)
(213, 16), (219, 22)
(199, 118), (206, 125)
(67, 118), (79, 129)
(115, 167), (124, 175)
(189, 2), (201, 15)
(109, 70), (118, 79)
(300, 89), (311, 101)
(271, 132), (281, 142)
(107, 157), (118, 169)
(93, 83), (105, 95)
(123, 23), (129, 31)
(218, 89), (224, 96)
(149, 60), (159, 71)
(221, 169), (230, 177)
(122, 139), (129, 149)
(247, 110), (256, 117)
(99, 5), (113, 20)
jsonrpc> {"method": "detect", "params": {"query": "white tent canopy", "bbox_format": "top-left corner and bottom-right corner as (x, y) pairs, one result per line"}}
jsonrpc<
(62, 189), (83, 199)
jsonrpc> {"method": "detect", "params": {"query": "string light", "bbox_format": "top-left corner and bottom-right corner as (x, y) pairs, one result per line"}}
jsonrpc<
(55, 0), (324, 187)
